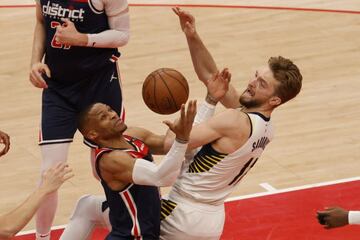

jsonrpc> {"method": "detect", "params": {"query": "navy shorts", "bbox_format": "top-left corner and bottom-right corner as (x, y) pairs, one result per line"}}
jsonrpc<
(39, 62), (124, 146)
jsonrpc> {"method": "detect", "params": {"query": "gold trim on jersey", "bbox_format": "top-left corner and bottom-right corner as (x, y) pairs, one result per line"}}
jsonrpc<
(160, 199), (177, 221)
(188, 144), (227, 173)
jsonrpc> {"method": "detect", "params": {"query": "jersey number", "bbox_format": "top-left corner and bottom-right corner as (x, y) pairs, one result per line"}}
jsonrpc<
(228, 157), (258, 186)
(51, 21), (71, 49)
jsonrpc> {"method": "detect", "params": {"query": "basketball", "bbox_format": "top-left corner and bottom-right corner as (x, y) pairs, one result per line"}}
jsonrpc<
(142, 68), (189, 114)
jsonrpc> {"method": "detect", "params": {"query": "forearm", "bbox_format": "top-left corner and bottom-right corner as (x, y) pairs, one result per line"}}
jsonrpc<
(132, 141), (187, 186)
(0, 189), (47, 238)
(87, 29), (129, 48)
(87, 11), (129, 48)
(30, 21), (46, 65)
(187, 34), (240, 108)
(186, 33), (218, 83)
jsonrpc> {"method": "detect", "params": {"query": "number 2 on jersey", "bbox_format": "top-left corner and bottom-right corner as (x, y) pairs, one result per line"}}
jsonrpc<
(50, 21), (71, 49)
(228, 157), (259, 186)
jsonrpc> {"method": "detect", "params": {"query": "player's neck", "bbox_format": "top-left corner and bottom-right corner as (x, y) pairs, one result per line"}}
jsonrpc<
(242, 106), (273, 119)
(99, 135), (132, 149)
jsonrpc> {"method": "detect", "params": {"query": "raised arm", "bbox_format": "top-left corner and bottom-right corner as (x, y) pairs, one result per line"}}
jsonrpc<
(0, 163), (73, 239)
(173, 7), (241, 108)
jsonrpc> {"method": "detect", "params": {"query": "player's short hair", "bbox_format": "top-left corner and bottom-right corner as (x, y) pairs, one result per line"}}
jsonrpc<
(268, 56), (302, 105)
(77, 103), (97, 135)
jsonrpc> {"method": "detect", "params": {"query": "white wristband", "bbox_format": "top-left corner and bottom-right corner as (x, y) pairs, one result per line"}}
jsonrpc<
(194, 101), (216, 125)
(348, 211), (360, 224)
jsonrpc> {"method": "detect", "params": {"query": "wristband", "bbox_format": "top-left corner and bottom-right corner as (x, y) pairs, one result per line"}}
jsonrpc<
(349, 211), (360, 224)
(205, 93), (218, 106)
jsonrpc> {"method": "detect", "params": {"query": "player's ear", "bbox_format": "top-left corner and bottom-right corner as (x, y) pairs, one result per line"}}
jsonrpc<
(87, 130), (99, 141)
(269, 96), (281, 107)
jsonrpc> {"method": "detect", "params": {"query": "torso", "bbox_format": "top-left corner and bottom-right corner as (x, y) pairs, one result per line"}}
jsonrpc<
(95, 135), (161, 239)
(39, 0), (119, 82)
(171, 112), (274, 205)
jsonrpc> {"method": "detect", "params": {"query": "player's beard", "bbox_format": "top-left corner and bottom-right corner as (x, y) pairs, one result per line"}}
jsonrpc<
(239, 95), (262, 109)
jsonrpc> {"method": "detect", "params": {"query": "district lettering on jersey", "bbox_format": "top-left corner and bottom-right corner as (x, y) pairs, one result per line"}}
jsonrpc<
(42, 1), (85, 21)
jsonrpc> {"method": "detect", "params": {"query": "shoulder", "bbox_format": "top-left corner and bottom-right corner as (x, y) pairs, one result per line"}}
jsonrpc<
(103, 0), (128, 15)
(99, 150), (134, 172)
(124, 126), (147, 141)
(216, 109), (250, 126)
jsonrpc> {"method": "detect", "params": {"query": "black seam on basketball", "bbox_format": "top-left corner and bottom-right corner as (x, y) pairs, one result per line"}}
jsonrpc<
(162, 69), (189, 94)
(142, 74), (152, 97)
(152, 73), (161, 114)
(158, 71), (178, 112)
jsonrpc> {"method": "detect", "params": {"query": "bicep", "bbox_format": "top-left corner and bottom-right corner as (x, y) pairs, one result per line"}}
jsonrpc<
(105, 0), (129, 18)
(100, 152), (135, 184)
(127, 127), (166, 155)
(188, 120), (222, 150)
(188, 109), (240, 149)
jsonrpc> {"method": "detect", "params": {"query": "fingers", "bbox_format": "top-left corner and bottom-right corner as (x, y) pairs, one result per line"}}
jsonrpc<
(49, 163), (74, 182)
(60, 18), (72, 26)
(163, 120), (174, 130)
(172, 7), (180, 16)
(63, 172), (75, 182)
(44, 64), (51, 78)
(187, 100), (197, 122)
(30, 64), (49, 88)
(0, 132), (10, 157)
(180, 103), (186, 122)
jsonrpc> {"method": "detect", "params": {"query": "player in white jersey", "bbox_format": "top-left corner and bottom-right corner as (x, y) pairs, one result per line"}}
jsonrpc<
(157, 8), (303, 240)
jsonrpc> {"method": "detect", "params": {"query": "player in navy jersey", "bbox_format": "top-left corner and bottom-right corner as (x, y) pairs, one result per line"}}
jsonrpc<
(29, 0), (129, 238)
(63, 101), (196, 240)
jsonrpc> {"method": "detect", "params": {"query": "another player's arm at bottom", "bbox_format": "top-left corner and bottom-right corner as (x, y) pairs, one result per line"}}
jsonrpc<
(0, 164), (73, 239)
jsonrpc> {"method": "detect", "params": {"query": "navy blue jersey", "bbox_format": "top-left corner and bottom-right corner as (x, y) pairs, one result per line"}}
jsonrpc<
(95, 135), (161, 240)
(39, 0), (119, 82)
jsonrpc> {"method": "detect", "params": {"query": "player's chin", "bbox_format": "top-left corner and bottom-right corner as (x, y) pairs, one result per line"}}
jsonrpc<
(120, 124), (128, 133)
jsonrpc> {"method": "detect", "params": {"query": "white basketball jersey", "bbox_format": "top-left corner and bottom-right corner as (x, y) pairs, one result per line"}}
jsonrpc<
(171, 112), (274, 205)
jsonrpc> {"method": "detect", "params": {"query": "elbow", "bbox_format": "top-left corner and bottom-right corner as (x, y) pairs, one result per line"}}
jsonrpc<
(115, 32), (130, 48)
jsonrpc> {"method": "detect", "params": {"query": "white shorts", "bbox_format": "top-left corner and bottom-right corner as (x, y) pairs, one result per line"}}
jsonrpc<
(160, 191), (225, 240)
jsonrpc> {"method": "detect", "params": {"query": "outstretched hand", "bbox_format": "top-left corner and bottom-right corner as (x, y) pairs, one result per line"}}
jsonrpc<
(163, 100), (197, 143)
(40, 163), (74, 194)
(172, 7), (196, 38)
(206, 68), (232, 102)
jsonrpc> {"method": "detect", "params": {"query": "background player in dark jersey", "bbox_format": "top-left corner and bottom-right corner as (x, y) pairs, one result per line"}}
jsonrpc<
(67, 101), (196, 240)
(29, 0), (129, 239)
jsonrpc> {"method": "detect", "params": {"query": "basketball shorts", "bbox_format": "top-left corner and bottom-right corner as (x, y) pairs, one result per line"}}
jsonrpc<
(39, 62), (124, 146)
(160, 191), (225, 240)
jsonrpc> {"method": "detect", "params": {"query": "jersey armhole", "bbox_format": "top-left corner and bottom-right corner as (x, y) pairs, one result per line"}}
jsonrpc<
(244, 113), (253, 138)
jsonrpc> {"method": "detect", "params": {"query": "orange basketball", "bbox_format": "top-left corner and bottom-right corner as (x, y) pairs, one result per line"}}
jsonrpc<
(142, 68), (189, 114)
